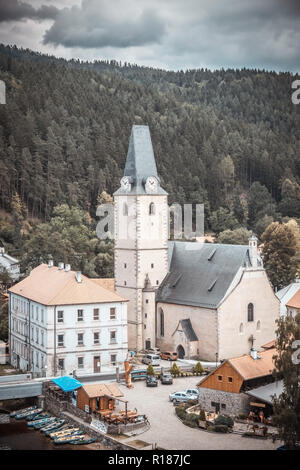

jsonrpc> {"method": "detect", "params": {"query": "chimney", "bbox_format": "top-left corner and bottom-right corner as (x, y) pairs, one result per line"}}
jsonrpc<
(248, 234), (258, 269)
(58, 262), (64, 270)
(250, 348), (257, 360)
(48, 259), (54, 268)
(65, 264), (71, 272)
(75, 271), (82, 283)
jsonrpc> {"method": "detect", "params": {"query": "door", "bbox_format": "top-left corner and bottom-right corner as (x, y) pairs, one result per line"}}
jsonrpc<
(177, 345), (185, 359)
(215, 402), (220, 413)
(145, 340), (151, 350)
(94, 356), (101, 373)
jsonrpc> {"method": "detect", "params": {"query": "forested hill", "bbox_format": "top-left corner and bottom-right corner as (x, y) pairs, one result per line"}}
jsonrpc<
(0, 44), (300, 229)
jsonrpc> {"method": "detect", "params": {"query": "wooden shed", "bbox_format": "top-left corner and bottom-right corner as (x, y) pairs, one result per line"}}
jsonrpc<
(76, 383), (124, 414)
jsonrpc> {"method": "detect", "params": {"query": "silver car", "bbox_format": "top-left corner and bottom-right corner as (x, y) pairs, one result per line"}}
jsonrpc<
(169, 391), (190, 403)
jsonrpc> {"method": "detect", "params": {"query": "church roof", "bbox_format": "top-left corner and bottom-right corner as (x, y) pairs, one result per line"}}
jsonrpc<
(157, 242), (252, 309)
(114, 125), (167, 195)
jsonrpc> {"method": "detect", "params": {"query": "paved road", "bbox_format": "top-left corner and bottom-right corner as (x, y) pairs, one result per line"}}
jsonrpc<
(120, 376), (280, 450)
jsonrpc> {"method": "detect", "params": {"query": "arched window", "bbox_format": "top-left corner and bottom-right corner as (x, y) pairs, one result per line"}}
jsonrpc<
(149, 202), (155, 215)
(123, 202), (128, 216)
(256, 320), (261, 331)
(239, 323), (244, 334)
(247, 303), (254, 322)
(160, 309), (164, 337)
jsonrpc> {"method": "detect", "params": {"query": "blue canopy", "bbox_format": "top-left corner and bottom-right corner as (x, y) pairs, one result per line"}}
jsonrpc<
(52, 376), (82, 392)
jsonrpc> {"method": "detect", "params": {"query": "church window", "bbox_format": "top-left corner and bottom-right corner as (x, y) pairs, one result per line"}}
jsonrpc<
(124, 281), (127, 286)
(239, 323), (244, 334)
(247, 303), (254, 322)
(146, 299), (149, 304)
(149, 203), (155, 215)
(151, 263), (154, 268)
(124, 263), (127, 268)
(144, 325), (146, 329)
(160, 310), (164, 337)
(156, 280), (159, 285)
(256, 320), (261, 331)
(123, 203), (128, 216)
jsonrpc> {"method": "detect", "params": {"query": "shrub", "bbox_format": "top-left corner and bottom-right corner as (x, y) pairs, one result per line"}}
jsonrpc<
(214, 425), (228, 433)
(146, 364), (155, 376)
(207, 425), (215, 432)
(214, 415), (234, 428)
(193, 361), (204, 374)
(186, 399), (198, 407)
(184, 413), (199, 425)
(175, 406), (186, 419)
(170, 362), (181, 376)
(238, 413), (247, 420)
(182, 419), (198, 428)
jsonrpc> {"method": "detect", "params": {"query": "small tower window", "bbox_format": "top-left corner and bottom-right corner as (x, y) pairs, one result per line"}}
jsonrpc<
(160, 309), (164, 337)
(149, 202), (155, 215)
(248, 303), (254, 322)
(123, 202), (128, 216)
(151, 263), (154, 268)
(256, 320), (261, 331)
(239, 323), (244, 334)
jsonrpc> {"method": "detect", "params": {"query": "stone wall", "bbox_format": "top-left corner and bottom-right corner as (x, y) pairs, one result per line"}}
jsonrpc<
(198, 387), (250, 416)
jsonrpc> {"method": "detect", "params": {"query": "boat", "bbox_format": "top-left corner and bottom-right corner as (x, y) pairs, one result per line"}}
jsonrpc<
(27, 416), (54, 427)
(15, 408), (41, 420)
(27, 411), (49, 421)
(47, 424), (72, 437)
(54, 431), (84, 445)
(10, 406), (37, 417)
(42, 420), (65, 433)
(49, 427), (81, 439)
(32, 418), (56, 429)
(69, 435), (96, 445)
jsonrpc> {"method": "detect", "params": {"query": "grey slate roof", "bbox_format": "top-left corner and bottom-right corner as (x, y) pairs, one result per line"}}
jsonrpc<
(246, 380), (284, 405)
(180, 319), (198, 341)
(157, 241), (252, 309)
(114, 125), (167, 195)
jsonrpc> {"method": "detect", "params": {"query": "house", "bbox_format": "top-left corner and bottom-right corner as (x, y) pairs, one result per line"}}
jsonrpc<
(113, 125), (280, 360)
(0, 240), (20, 283)
(285, 289), (300, 318)
(8, 262), (128, 377)
(197, 347), (277, 415)
(76, 383), (124, 415)
(276, 281), (300, 317)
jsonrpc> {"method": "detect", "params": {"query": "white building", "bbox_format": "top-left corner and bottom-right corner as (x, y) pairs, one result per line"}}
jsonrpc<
(276, 280), (300, 317)
(0, 240), (20, 282)
(8, 262), (128, 377)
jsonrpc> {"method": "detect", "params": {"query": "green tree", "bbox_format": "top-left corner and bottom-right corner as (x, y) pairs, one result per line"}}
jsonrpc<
(217, 227), (251, 245)
(0, 301), (8, 341)
(193, 361), (204, 374)
(261, 222), (298, 290)
(170, 362), (181, 376)
(209, 207), (239, 234)
(146, 364), (155, 376)
(272, 313), (300, 449)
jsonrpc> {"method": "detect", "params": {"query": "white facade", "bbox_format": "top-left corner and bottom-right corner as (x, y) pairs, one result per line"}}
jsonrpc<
(0, 244), (20, 282)
(9, 293), (128, 377)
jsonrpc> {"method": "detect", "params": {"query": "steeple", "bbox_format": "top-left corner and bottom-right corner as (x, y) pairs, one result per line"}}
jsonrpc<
(114, 125), (167, 195)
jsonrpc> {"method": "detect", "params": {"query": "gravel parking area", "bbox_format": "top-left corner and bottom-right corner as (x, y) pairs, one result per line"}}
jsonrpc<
(120, 376), (280, 450)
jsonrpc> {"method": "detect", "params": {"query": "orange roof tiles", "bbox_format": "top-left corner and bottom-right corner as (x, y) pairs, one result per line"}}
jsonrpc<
(8, 264), (128, 306)
(82, 383), (123, 398)
(261, 339), (276, 350)
(91, 278), (115, 292)
(229, 348), (276, 380)
(286, 288), (300, 309)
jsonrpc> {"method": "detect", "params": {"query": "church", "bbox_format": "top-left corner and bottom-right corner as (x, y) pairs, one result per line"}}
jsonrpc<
(113, 125), (280, 361)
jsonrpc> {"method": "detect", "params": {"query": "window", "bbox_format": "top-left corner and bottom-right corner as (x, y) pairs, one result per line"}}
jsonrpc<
(57, 311), (64, 323)
(123, 202), (128, 216)
(217, 375), (223, 381)
(144, 325), (146, 329)
(36, 306), (39, 322)
(145, 313), (147, 318)
(110, 308), (116, 320)
(36, 328), (39, 344)
(124, 263), (127, 268)
(41, 309), (44, 323)
(58, 358), (64, 370)
(247, 303), (254, 322)
(256, 320), (261, 331)
(239, 323), (244, 334)
(77, 333), (84, 346)
(221, 404), (226, 410)
(94, 332), (100, 344)
(110, 354), (117, 367)
(149, 202), (155, 215)
(110, 330), (117, 344)
(156, 280), (159, 285)
(124, 281), (127, 286)
(58, 334), (64, 347)
(228, 377), (233, 383)
(77, 309), (84, 322)
(78, 357), (84, 369)
(93, 308), (99, 320)
(41, 331), (44, 347)
(146, 299), (149, 304)
(160, 309), (164, 337)
(211, 401), (217, 407)
(151, 263), (154, 268)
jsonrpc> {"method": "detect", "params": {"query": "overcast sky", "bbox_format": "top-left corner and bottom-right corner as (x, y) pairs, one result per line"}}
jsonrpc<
(0, 0), (299, 72)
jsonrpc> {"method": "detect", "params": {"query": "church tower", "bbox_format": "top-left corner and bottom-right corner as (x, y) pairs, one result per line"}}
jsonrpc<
(114, 125), (169, 352)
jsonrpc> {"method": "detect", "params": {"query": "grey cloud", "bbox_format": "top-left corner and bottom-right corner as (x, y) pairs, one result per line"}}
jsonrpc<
(0, 0), (59, 22)
(43, 0), (165, 48)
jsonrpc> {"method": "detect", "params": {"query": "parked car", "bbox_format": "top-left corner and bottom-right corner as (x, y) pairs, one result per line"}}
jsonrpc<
(185, 388), (199, 399)
(142, 354), (161, 366)
(146, 376), (158, 387)
(160, 351), (178, 361)
(169, 391), (190, 403)
(145, 347), (160, 355)
(161, 372), (173, 385)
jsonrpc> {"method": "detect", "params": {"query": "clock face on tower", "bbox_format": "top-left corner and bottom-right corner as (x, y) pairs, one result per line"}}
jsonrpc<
(120, 176), (131, 192)
(145, 176), (158, 194)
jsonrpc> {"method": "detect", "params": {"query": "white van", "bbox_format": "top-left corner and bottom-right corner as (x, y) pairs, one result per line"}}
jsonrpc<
(142, 354), (161, 366)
